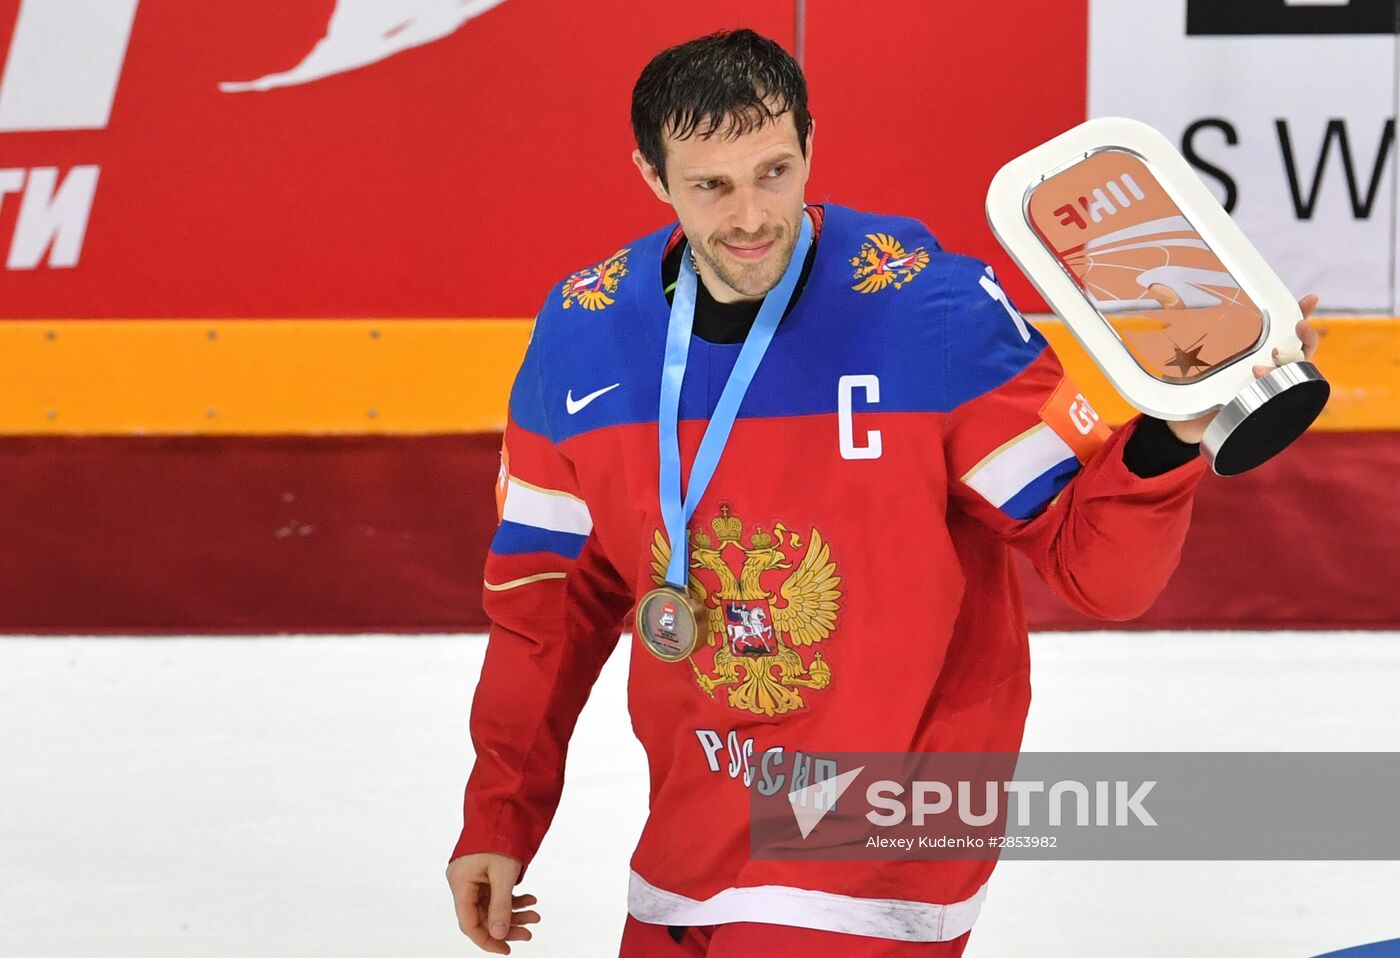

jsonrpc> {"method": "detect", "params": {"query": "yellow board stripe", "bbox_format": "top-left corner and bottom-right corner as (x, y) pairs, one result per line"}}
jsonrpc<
(0, 319), (528, 435)
(0, 316), (1394, 434)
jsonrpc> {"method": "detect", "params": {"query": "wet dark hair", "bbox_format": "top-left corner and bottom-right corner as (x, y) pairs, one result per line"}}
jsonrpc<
(631, 29), (811, 190)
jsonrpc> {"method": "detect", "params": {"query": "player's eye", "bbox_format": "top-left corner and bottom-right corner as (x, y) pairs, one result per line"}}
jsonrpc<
(765, 164), (788, 179)
(696, 180), (717, 192)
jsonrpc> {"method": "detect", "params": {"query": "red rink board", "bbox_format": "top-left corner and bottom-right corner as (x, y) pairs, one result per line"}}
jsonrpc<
(1, 431), (1395, 633)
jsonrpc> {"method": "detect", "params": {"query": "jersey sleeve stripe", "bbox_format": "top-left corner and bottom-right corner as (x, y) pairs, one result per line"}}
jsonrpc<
(489, 520), (588, 559)
(499, 477), (593, 536)
(999, 456), (1082, 520)
(483, 571), (569, 592)
(960, 421), (1077, 508)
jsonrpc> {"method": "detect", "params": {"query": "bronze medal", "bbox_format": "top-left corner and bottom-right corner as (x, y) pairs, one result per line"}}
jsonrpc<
(635, 585), (706, 662)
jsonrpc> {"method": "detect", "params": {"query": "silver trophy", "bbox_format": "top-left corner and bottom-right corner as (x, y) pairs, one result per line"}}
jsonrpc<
(986, 117), (1329, 476)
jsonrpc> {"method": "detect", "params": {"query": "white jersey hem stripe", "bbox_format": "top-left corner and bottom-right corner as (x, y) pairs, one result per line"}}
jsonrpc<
(626, 870), (985, 943)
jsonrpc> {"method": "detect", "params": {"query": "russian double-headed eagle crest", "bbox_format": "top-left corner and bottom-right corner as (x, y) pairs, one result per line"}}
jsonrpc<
(561, 248), (629, 311)
(649, 505), (842, 717)
(850, 232), (930, 294)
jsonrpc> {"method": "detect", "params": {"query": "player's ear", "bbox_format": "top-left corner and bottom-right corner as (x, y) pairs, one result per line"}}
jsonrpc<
(803, 117), (815, 175)
(632, 149), (672, 205)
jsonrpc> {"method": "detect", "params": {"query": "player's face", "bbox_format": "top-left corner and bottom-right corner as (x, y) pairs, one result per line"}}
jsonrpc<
(633, 109), (813, 302)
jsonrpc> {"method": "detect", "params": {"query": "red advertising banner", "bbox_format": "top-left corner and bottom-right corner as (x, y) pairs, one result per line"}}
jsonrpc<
(0, 0), (1089, 321)
(0, 0), (798, 319)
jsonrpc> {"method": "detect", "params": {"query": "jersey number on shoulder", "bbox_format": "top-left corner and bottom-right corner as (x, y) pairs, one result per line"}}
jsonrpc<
(978, 266), (1032, 343)
(838, 374), (882, 460)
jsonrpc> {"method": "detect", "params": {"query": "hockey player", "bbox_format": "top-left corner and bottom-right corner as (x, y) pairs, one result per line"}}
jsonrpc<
(446, 29), (1321, 957)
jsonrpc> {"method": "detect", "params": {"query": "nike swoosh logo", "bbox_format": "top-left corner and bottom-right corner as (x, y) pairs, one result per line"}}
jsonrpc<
(566, 382), (621, 415)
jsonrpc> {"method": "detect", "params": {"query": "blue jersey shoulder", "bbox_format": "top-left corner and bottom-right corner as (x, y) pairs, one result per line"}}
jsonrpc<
(509, 205), (1049, 441)
(508, 220), (674, 442)
(820, 204), (1046, 412)
(504, 307), (555, 440)
(927, 252), (1049, 410)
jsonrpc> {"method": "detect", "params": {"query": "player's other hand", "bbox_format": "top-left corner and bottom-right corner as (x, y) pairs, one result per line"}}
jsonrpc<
(447, 852), (538, 954)
(1249, 293), (1321, 379)
(1166, 293), (1322, 445)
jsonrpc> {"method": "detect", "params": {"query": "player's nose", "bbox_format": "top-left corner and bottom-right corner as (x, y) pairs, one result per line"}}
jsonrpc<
(728, 186), (769, 236)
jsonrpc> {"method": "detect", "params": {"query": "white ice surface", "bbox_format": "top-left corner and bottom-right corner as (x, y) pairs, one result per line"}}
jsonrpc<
(1, 631), (1397, 957)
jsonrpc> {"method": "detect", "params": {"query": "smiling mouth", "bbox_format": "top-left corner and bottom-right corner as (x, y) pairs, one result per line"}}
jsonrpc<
(721, 239), (776, 261)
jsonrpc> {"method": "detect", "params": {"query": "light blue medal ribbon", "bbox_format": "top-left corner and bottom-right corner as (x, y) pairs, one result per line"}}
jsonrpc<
(658, 211), (813, 588)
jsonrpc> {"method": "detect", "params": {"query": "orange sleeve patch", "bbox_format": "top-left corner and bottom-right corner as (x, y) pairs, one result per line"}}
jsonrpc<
(1039, 376), (1112, 462)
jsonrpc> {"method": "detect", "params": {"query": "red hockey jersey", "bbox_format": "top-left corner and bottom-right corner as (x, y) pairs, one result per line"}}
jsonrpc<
(453, 203), (1205, 941)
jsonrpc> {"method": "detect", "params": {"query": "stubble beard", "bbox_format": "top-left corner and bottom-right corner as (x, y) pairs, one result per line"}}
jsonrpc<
(698, 222), (800, 300)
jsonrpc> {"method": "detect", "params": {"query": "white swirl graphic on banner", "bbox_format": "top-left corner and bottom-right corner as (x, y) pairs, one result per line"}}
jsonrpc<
(220, 0), (510, 93)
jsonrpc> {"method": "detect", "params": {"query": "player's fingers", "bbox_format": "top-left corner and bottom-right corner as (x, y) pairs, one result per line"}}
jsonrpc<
(1296, 317), (1321, 360)
(452, 877), (482, 935)
(511, 894), (537, 908)
(466, 928), (510, 955)
(1252, 364), (1272, 379)
(503, 926), (535, 942)
(1146, 282), (1184, 309)
(512, 909), (542, 926)
(454, 884), (510, 954)
(1298, 293), (1320, 320)
(486, 858), (522, 942)
(465, 917), (511, 955)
